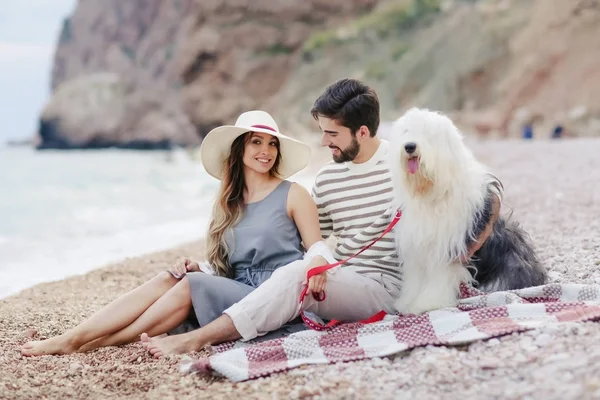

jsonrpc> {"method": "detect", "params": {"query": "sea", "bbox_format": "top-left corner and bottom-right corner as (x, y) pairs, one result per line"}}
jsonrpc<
(0, 146), (316, 299)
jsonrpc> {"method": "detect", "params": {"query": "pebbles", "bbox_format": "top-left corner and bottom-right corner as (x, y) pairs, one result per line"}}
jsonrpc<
(1, 138), (600, 399)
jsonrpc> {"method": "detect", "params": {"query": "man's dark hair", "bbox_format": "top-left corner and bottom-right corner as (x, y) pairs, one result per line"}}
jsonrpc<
(311, 78), (380, 137)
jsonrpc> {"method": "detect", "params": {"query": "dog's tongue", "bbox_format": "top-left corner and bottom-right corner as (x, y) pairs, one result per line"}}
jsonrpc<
(408, 158), (419, 174)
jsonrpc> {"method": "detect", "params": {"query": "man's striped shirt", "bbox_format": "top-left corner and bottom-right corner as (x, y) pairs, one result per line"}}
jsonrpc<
(311, 140), (402, 289)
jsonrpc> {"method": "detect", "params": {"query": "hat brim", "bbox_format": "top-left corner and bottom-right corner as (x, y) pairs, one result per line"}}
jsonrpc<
(200, 125), (312, 180)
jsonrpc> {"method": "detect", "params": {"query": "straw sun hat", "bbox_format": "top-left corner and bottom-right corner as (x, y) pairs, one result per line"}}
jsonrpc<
(200, 110), (311, 180)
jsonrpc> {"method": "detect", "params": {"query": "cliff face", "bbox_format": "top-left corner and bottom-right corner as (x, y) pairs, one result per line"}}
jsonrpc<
(44, 0), (380, 148)
(38, 73), (199, 150)
(478, 0), (600, 137)
(43, 0), (201, 149)
(175, 0), (379, 134)
(269, 0), (532, 134)
(43, 0), (600, 149)
(272, 0), (600, 138)
(51, 0), (195, 91)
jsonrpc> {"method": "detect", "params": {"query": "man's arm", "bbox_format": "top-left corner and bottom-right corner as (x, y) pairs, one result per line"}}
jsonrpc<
(463, 192), (501, 261)
(311, 184), (334, 240)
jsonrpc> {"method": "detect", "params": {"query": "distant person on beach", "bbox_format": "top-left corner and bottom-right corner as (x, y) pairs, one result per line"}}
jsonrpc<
(21, 110), (336, 356)
(521, 113), (544, 140)
(522, 123), (534, 139)
(551, 125), (564, 139)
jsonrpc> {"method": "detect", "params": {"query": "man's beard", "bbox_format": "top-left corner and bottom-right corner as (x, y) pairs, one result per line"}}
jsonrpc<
(331, 136), (360, 163)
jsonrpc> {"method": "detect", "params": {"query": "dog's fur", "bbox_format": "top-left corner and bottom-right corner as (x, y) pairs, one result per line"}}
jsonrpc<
(388, 108), (547, 315)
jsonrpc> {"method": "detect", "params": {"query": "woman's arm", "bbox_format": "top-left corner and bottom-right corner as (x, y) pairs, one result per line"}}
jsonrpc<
(287, 183), (325, 250)
(287, 183), (335, 263)
(287, 183), (334, 295)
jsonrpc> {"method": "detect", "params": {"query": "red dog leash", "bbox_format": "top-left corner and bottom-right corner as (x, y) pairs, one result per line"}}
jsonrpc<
(299, 209), (402, 330)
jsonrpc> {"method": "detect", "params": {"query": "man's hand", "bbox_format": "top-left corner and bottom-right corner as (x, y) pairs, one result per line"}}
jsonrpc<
(303, 256), (328, 299)
(168, 258), (200, 278)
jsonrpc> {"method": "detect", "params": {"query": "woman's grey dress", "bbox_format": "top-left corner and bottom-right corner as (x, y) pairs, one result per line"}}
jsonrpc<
(169, 180), (307, 338)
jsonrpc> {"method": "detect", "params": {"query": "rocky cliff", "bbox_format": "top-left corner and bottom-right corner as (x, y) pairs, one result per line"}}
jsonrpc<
(42, 0), (379, 149)
(454, 0), (600, 137)
(38, 73), (199, 149)
(41, 0), (600, 149)
(272, 0), (600, 138)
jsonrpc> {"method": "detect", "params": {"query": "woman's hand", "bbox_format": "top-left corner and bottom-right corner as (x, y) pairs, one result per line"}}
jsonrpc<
(303, 256), (328, 300)
(168, 258), (200, 277)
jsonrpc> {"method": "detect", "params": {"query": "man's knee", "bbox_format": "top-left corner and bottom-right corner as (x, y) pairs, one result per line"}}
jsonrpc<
(269, 260), (307, 286)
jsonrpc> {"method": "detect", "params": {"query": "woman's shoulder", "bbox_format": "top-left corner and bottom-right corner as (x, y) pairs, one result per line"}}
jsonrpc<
(277, 179), (305, 194)
(286, 180), (308, 194)
(286, 181), (314, 209)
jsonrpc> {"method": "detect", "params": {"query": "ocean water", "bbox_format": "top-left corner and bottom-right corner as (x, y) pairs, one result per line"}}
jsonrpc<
(0, 147), (315, 299)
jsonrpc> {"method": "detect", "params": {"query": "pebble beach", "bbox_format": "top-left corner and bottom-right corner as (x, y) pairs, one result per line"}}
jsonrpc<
(1, 138), (600, 399)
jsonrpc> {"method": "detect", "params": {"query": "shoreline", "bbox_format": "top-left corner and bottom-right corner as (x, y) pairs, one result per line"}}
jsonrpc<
(0, 222), (209, 301)
(1, 146), (333, 301)
(0, 149), (330, 300)
(2, 238), (206, 301)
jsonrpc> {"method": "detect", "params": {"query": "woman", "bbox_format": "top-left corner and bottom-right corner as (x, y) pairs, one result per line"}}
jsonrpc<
(21, 110), (333, 356)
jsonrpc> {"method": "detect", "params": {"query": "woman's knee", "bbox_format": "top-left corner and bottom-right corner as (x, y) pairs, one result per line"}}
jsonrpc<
(173, 276), (191, 296)
(154, 270), (179, 285)
(158, 276), (192, 308)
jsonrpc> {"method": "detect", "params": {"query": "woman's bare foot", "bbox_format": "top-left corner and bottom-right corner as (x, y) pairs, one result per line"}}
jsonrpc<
(140, 332), (199, 358)
(20, 335), (79, 357)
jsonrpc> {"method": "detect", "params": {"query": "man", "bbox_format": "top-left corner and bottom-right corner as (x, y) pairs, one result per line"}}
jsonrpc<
(142, 78), (496, 356)
(308, 78), (402, 295)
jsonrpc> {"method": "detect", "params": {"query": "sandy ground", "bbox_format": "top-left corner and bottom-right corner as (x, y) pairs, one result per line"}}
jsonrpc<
(2, 138), (600, 399)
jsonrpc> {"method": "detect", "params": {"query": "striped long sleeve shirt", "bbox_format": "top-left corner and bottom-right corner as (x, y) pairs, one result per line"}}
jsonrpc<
(311, 140), (403, 290)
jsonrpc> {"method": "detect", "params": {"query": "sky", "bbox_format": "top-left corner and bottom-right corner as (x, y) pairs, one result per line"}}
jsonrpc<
(0, 0), (76, 143)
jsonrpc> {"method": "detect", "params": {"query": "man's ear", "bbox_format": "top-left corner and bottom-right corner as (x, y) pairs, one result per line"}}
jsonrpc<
(358, 125), (370, 139)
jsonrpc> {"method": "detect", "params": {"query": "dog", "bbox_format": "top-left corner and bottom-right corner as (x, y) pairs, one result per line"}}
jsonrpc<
(388, 107), (547, 315)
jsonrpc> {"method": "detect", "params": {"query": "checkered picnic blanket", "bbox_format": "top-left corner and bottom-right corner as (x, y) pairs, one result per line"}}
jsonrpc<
(181, 283), (600, 382)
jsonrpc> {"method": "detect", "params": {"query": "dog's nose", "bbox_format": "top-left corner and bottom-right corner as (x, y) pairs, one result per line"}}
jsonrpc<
(404, 142), (417, 154)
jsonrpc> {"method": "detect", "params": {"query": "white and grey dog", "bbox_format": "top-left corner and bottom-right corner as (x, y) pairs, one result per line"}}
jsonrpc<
(388, 108), (547, 315)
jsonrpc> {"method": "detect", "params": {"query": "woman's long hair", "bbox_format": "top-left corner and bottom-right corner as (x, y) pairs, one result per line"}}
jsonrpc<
(205, 132), (282, 277)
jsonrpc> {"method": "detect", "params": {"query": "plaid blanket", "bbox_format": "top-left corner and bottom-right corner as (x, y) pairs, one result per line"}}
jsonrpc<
(181, 283), (600, 382)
